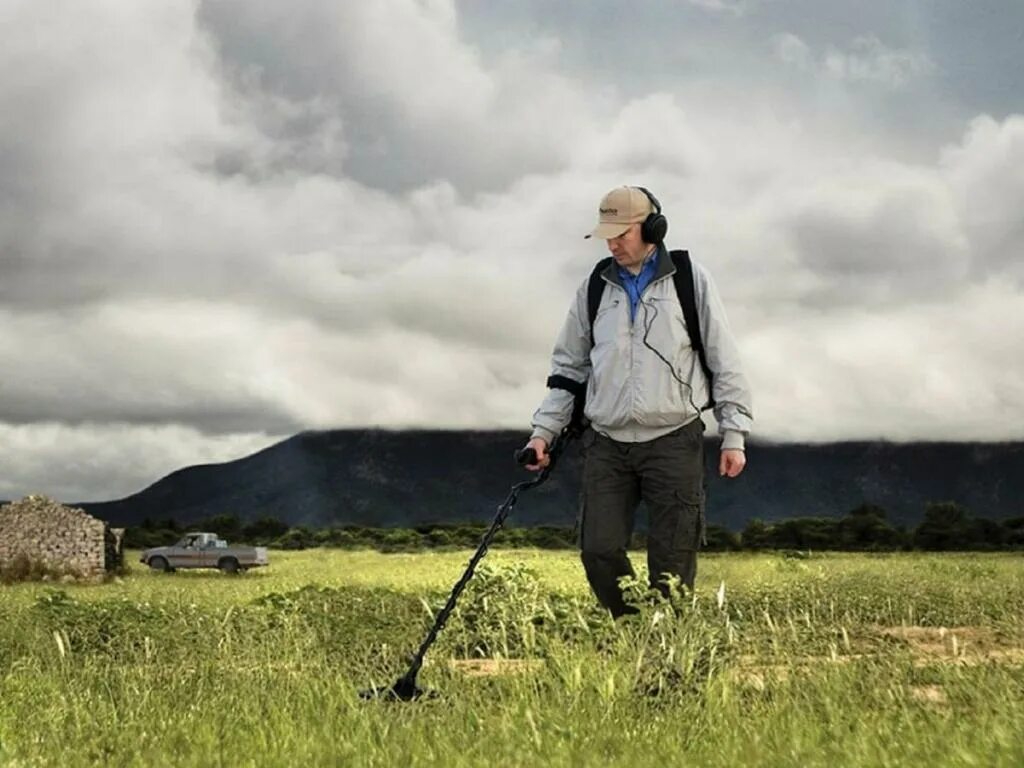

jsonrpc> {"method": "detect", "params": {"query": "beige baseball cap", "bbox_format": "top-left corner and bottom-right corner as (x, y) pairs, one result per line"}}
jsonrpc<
(584, 186), (654, 239)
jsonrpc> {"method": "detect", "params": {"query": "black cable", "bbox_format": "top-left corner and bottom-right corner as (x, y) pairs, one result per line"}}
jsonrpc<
(639, 295), (705, 419)
(640, 296), (712, 546)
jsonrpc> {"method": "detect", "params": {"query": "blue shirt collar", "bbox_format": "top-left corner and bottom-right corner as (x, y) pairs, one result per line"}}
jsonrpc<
(617, 247), (659, 284)
(617, 247), (660, 321)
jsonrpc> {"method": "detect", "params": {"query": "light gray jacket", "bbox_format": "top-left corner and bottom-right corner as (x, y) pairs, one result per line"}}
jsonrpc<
(531, 247), (753, 449)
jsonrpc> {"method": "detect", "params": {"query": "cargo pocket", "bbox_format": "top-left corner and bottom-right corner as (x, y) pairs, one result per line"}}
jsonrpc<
(698, 474), (709, 548)
(671, 491), (703, 552)
(573, 491), (586, 549)
(581, 426), (597, 452)
(574, 427), (596, 549)
(675, 471), (708, 550)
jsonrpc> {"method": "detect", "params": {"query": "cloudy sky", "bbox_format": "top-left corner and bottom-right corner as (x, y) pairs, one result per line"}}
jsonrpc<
(2, 0), (1023, 502)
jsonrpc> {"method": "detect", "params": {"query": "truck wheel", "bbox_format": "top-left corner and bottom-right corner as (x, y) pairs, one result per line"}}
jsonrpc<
(149, 556), (171, 573)
(218, 557), (240, 574)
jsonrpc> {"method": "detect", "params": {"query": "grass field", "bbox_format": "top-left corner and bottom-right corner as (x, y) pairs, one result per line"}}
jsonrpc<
(1, 549), (1023, 767)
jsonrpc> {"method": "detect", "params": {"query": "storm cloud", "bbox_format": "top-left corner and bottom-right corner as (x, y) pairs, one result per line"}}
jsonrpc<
(1, 0), (1022, 501)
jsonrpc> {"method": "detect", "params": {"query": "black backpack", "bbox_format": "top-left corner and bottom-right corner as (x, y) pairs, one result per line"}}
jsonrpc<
(547, 249), (714, 434)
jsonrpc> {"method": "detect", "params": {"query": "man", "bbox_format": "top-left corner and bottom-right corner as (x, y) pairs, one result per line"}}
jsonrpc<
(524, 185), (753, 617)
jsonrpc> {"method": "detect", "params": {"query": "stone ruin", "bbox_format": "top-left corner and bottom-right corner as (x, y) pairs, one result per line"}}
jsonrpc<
(0, 494), (124, 578)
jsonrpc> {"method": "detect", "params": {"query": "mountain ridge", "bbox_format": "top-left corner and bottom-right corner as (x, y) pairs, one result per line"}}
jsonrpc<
(65, 429), (1024, 531)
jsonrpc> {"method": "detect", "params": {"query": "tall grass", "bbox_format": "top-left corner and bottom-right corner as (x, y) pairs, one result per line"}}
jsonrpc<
(0, 550), (1022, 767)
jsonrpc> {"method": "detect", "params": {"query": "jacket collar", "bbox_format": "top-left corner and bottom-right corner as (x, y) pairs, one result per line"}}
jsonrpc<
(600, 243), (674, 288)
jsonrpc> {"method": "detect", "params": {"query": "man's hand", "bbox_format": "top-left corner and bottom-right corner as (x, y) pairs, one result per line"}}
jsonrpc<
(523, 437), (550, 471)
(719, 449), (746, 478)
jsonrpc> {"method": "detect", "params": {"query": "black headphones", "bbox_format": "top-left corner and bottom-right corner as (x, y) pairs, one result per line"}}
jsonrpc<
(634, 186), (668, 244)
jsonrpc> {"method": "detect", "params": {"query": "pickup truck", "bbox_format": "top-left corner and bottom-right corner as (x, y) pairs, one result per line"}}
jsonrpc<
(140, 532), (269, 574)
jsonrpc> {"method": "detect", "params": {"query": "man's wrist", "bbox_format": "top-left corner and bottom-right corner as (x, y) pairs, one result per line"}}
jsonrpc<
(531, 426), (557, 445)
(721, 430), (746, 452)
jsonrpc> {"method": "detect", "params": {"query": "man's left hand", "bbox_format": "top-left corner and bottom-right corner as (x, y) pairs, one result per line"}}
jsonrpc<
(719, 449), (746, 478)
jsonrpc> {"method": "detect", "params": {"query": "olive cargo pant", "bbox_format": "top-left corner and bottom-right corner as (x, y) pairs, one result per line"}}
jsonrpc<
(578, 419), (706, 617)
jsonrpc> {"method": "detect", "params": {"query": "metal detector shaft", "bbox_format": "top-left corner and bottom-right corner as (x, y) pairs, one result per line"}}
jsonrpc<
(386, 434), (571, 695)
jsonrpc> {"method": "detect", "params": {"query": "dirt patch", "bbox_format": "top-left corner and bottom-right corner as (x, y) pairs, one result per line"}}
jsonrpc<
(909, 684), (948, 707)
(874, 625), (1023, 663)
(731, 628), (1024, 688)
(449, 659), (545, 677)
(732, 667), (788, 690)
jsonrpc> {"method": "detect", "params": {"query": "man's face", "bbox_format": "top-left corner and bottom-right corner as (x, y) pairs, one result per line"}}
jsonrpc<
(606, 223), (650, 273)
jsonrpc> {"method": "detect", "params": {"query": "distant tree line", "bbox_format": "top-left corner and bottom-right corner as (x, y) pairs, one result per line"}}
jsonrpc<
(737, 502), (1024, 551)
(125, 516), (579, 552)
(123, 501), (1024, 552)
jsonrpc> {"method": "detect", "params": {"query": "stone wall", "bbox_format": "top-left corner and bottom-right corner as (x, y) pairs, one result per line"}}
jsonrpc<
(0, 494), (124, 577)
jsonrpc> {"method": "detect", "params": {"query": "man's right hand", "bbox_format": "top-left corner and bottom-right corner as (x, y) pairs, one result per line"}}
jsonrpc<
(523, 437), (550, 471)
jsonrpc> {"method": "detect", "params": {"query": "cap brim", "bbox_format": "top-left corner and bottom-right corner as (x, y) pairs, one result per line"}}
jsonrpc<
(584, 221), (633, 240)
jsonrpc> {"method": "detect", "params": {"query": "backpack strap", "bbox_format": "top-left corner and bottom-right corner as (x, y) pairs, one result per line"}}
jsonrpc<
(670, 249), (715, 409)
(545, 374), (587, 436)
(586, 256), (613, 347)
(543, 258), (611, 436)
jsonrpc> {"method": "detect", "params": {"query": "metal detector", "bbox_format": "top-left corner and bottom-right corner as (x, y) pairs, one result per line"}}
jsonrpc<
(359, 430), (574, 702)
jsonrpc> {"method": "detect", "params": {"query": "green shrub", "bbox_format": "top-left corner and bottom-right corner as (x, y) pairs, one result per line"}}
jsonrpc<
(0, 554), (84, 584)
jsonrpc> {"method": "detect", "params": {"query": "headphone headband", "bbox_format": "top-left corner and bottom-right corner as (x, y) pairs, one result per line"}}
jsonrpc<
(634, 186), (662, 214)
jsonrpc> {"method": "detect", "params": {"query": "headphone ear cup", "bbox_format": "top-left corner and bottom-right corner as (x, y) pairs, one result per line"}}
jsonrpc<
(642, 213), (668, 244)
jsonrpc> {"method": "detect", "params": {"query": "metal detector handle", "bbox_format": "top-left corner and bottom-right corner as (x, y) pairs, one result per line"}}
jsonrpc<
(514, 432), (570, 473)
(514, 446), (537, 466)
